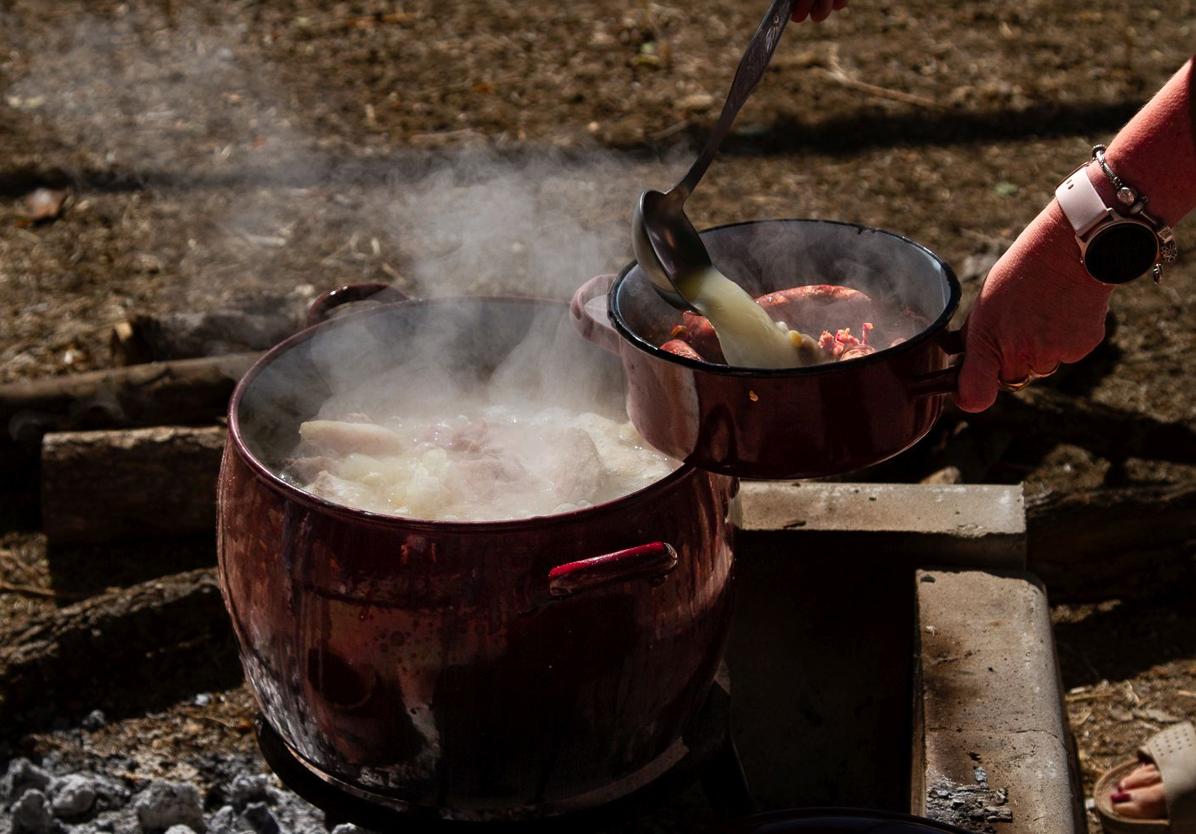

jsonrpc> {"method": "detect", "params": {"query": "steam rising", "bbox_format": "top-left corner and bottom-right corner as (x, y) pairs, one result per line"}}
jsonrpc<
(0, 7), (684, 306)
(3, 7), (705, 519)
(3, 8), (949, 520)
(275, 301), (678, 522)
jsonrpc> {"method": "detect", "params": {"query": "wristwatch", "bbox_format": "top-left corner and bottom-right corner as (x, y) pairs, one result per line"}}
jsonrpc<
(1054, 145), (1177, 284)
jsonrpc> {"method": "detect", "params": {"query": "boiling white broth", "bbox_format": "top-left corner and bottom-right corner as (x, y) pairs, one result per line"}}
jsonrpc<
(286, 405), (679, 522)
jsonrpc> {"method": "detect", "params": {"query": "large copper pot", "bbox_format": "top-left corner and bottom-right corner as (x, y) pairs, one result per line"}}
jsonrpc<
(217, 295), (736, 821)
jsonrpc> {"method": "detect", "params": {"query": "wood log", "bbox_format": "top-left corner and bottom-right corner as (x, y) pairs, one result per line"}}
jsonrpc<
(1, 353), (256, 444)
(967, 387), (1196, 465)
(41, 426), (226, 544)
(111, 305), (304, 365)
(1026, 482), (1196, 600)
(0, 568), (239, 730)
(921, 421), (1013, 484)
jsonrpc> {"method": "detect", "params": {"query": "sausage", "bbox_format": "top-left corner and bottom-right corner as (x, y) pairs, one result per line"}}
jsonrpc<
(677, 284), (876, 362)
(660, 338), (706, 361)
(838, 344), (877, 361)
(754, 285), (876, 336)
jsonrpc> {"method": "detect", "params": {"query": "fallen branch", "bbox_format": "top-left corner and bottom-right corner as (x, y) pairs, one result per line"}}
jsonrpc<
(0, 582), (79, 600)
(816, 51), (942, 111)
(41, 426), (226, 545)
(1, 353), (256, 444)
(0, 568), (238, 730)
(110, 303), (305, 366)
(1027, 482), (1196, 599)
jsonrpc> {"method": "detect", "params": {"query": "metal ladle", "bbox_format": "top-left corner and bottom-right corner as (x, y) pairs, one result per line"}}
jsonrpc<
(632, 0), (796, 312)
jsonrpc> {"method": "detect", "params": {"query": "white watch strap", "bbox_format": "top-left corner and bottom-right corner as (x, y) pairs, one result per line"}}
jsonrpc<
(1055, 166), (1109, 238)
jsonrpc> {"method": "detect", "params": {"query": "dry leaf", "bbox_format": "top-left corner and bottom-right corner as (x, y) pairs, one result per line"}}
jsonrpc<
(21, 187), (69, 223)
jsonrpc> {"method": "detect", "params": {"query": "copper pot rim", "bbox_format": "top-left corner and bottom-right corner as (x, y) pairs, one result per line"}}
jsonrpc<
(226, 295), (710, 535)
(609, 217), (962, 378)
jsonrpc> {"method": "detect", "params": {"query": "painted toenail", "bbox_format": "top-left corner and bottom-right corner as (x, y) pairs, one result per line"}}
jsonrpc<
(1111, 791), (1132, 803)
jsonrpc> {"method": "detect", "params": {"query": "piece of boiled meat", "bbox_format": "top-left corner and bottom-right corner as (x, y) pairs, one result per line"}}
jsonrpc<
(299, 419), (406, 457)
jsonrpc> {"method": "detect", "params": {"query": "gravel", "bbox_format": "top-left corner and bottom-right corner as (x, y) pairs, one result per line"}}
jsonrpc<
(228, 773), (271, 809)
(132, 781), (205, 831)
(80, 711), (108, 732)
(0, 755), (352, 834)
(242, 802), (280, 834)
(1, 760), (50, 801)
(206, 806), (238, 834)
(10, 789), (54, 834)
(48, 774), (97, 818)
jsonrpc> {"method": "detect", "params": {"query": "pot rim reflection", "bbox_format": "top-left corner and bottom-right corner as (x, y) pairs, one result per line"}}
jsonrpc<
(609, 217), (962, 378)
(227, 295), (698, 535)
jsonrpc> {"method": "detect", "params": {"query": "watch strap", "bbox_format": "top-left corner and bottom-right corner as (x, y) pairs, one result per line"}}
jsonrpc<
(1055, 165), (1108, 238)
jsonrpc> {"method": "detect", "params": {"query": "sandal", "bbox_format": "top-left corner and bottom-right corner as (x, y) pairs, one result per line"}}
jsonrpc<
(1095, 721), (1196, 833)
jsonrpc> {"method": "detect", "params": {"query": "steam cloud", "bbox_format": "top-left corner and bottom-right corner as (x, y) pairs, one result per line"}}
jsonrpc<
(0, 7), (687, 307)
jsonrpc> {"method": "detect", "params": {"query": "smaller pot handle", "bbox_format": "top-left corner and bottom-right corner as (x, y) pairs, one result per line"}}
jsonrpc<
(307, 283), (411, 327)
(569, 274), (622, 356)
(908, 327), (965, 398)
(547, 541), (678, 599)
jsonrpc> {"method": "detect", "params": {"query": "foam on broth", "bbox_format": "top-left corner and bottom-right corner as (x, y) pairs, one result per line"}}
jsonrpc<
(283, 403), (678, 522)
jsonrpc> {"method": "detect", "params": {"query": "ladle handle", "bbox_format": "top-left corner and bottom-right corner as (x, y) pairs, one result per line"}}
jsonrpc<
(675, 0), (795, 201)
(307, 283), (410, 326)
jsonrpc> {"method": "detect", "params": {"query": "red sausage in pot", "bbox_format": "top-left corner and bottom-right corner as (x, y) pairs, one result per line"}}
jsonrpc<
(660, 338), (705, 361)
(676, 284), (876, 363)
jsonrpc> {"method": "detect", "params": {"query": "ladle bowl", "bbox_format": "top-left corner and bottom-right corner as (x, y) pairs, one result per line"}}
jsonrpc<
(632, 190), (707, 313)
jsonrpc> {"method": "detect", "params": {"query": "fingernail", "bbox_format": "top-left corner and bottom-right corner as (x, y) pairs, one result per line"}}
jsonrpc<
(1111, 791), (1131, 804)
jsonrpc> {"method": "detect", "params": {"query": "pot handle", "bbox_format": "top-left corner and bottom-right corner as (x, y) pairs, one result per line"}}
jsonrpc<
(908, 328), (965, 398)
(307, 282), (411, 327)
(547, 541), (678, 599)
(569, 274), (622, 355)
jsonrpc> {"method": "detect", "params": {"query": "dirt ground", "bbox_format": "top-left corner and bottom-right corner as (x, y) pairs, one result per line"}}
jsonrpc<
(2, 1), (1195, 831)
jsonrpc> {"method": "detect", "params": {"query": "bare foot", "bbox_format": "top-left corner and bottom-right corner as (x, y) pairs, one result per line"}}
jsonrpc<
(1111, 763), (1167, 819)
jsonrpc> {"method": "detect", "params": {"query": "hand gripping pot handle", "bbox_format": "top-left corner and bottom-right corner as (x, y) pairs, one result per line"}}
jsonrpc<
(908, 328), (965, 398)
(547, 542), (679, 599)
(569, 274), (622, 355)
(307, 282), (411, 326)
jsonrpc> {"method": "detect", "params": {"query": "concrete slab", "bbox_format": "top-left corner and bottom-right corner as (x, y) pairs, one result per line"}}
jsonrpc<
(913, 568), (1082, 834)
(735, 483), (1026, 570)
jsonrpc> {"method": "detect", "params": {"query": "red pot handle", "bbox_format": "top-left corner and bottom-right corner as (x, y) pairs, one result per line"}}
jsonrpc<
(569, 274), (622, 356)
(307, 283), (411, 327)
(547, 541), (678, 599)
(908, 327), (964, 398)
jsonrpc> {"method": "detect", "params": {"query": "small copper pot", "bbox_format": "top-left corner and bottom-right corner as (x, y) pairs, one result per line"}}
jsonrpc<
(571, 219), (962, 479)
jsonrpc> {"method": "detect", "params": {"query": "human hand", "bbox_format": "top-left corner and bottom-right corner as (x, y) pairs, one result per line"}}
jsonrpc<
(955, 199), (1114, 412)
(792, 0), (848, 22)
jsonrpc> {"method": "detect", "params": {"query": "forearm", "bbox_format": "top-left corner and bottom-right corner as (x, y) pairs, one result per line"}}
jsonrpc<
(1090, 57), (1196, 226)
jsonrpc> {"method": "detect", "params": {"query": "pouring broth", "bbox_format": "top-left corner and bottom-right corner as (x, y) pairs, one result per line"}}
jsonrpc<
(676, 266), (817, 368)
(666, 274), (920, 368)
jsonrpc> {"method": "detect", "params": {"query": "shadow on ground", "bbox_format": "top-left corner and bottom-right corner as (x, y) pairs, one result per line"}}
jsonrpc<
(1055, 591), (1196, 689)
(0, 97), (1144, 199)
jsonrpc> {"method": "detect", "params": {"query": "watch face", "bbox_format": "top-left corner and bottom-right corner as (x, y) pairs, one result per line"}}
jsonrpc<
(1084, 220), (1159, 284)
